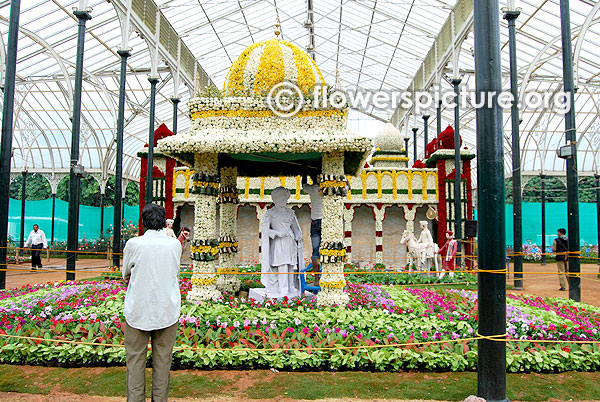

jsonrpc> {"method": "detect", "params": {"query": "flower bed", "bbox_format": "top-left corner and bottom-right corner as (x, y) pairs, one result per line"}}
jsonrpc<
(0, 280), (599, 372)
(343, 263), (476, 286)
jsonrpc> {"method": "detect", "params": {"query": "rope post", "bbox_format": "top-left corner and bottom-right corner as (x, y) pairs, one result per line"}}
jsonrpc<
(67, 8), (92, 282)
(452, 78), (462, 268)
(504, 6), (523, 290)
(19, 171), (27, 258)
(540, 173), (546, 266)
(473, 0), (508, 399)
(559, 0), (581, 302)
(113, 49), (131, 269)
(0, 0), (21, 289)
(145, 77), (159, 204)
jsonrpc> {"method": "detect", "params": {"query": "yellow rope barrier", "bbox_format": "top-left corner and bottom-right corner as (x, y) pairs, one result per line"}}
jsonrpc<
(0, 246), (123, 256)
(1, 332), (600, 354)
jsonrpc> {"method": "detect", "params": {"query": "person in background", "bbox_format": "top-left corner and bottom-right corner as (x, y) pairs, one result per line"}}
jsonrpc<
(552, 228), (569, 291)
(437, 231), (457, 278)
(302, 173), (322, 285)
(165, 219), (176, 238)
(122, 203), (182, 402)
(24, 224), (47, 270)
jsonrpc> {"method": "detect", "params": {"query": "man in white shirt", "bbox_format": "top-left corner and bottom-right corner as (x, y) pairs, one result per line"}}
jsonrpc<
(302, 174), (322, 284)
(24, 224), (47, 270)
(122, 203), (182, 402)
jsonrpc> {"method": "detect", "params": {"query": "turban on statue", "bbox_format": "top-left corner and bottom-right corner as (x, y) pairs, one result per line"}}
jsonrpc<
(271, 187), (291, 205)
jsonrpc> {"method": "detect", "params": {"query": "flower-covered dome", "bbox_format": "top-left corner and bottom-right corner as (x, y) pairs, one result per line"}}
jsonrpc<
(224, 39), (326, 95)
(370, 122), (408, 169)
(374, 122), (404, 151)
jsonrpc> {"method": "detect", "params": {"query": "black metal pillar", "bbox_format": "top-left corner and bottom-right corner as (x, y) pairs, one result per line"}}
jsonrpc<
(67, 9), (92, 282)
(171, 97), (180, 135)
(560, 0), (581, 302)
(540, 174), (547, 266)
(50, 193), (56, 245)
(436, 100), (442, 137)
(505, 7), (523, 290)
(145, 77), (159, 204)
(452, 78), (462, 266)
(99, 192), (104, 238)
(403, 137), (409, 156)
(0, 0), (21, 289)
(596, 174), (600, 267)
(19, 171), (27, 257)
(412, 127), (418, 162)
(474, 0), (508, 400)
(423, 115), (430, 150)
(113, 49), (130, 268)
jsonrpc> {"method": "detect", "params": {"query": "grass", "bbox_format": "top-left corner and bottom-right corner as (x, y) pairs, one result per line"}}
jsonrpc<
(0, 365), (234, 399)
(0, 365), (599, 400)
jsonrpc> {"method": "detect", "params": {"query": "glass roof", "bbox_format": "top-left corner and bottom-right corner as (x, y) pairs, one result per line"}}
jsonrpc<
(1, 0), (599, 188)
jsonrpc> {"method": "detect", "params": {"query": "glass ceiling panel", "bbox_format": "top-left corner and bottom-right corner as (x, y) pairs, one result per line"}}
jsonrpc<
(0, 0), (598, 188)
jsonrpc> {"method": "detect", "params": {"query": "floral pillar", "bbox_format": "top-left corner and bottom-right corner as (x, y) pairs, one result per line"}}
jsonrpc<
(216, 166), (241, 294)
(187, 153), (221, 302)
(343, 204), (354, 263)
(373, 204), (386, 265)
(317, 151), (349, 306)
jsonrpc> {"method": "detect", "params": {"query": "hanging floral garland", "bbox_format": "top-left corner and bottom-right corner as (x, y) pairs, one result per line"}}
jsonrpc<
(218, 236), (239, 254)
(319, 241), (347, 263)
(190, 239), (219, 262)
(191, 173), (220, 196)
(318, 174), (348, 197)
(217, 186), (239, 204)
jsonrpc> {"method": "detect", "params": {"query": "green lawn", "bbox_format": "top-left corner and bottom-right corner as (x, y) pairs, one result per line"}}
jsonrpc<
(0, 365), (598, 400)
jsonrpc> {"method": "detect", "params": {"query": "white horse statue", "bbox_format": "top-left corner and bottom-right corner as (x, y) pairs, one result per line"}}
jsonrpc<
(400, 230), (442, 276)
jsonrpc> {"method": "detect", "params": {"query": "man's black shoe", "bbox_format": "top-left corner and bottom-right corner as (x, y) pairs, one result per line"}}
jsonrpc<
(559, 287), (566, 291)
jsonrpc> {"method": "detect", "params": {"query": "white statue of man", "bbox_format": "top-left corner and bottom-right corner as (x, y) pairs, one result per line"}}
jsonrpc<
(417, 220), (435, 259)
(261, 187), (303, 297)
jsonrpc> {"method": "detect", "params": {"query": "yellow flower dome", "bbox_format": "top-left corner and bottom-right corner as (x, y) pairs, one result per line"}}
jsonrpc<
(224, 39), (326, 95)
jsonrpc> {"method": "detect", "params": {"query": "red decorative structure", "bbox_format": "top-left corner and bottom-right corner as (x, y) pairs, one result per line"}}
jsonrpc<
(425, 139), (437, 159)
(412, 160), (427, 169)
(437, 125), (461, 150)
(426, 125), (475, 269)
(138, 123), (177, 234)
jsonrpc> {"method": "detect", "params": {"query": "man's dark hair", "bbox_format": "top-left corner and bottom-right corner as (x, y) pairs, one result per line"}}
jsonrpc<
(33, 224), (38, 228)
(558, 228), (566, 235)
(142, 203), (166, 231)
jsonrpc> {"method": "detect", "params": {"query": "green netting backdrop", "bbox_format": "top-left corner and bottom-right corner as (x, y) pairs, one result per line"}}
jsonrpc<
(7, 198), (139, 242)
(495, 202), (598, 247)
(5, 198), (599, 246)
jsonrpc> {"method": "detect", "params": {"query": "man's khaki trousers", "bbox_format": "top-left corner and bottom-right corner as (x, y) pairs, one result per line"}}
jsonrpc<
(124, 321), (178, 402)
(557, 260), (568, 289)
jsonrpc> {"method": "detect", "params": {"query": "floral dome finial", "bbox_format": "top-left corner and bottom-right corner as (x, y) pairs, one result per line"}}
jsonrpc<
(335, 69), (343, 90)
(274, 13), (281, 38)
